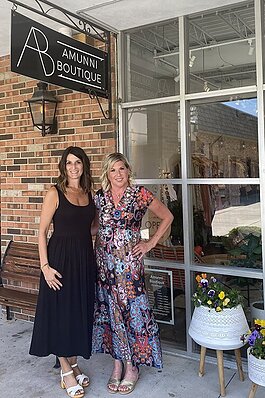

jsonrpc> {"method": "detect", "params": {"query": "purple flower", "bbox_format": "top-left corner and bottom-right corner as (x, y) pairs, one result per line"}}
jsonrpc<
(208, 289), (215, 298)
(200, 278), (208, 288)
(248, 330), (261, 346)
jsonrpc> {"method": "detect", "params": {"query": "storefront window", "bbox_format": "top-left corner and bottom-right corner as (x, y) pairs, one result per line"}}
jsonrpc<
(188, 1), (255, 93)
(127, 20), (179, 101)
(189, 98), (258, 178)
(123, 0), (264, 357)
(142, 184), (185, 349)
(191, 184), (261, 269)
(128, 103), (180, 178)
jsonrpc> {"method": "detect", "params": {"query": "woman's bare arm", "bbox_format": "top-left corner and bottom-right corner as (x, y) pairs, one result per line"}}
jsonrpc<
(38, 186), (62, 290)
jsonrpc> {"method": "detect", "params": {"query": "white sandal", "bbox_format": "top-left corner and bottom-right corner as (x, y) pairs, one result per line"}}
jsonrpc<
(60, 369), (85, 398)
(71, 363), (90, 387)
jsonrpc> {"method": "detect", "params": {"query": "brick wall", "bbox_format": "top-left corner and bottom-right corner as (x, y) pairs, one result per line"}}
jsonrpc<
(0, 40), (117, 319)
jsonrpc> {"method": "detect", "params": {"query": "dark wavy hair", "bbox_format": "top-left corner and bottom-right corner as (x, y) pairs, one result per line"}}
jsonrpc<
(56, 146), (93, 193)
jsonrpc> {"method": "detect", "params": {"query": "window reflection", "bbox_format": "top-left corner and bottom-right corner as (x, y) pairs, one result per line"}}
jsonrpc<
(141, 184), (183, 249)
(192, 184), (261, 269)
(188, 2), (256, 94)
(128, 20), (180, 102)
(128, 104), (180, 178)
(190, 98), (258, 178)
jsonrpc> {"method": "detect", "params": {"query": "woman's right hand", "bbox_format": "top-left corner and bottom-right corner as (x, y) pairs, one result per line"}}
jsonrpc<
(42, 265), (63, 290)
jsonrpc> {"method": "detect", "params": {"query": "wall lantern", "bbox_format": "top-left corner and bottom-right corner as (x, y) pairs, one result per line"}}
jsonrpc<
(26, 81), (60, 136)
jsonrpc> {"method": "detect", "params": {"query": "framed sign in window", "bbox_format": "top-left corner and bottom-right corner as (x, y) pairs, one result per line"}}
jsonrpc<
(145, 268), (174, 325)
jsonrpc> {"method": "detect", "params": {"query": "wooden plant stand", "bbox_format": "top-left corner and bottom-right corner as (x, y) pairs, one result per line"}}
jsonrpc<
(199, 346), (244, 397)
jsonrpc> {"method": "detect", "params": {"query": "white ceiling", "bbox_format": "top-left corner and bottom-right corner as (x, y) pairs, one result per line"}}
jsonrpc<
(0, 0), (246, 57)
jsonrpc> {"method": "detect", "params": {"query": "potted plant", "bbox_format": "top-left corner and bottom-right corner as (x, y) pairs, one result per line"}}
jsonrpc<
(188, 273), (249, 349)
(228, 233), (262, 269)
(241, 319), (265, 387)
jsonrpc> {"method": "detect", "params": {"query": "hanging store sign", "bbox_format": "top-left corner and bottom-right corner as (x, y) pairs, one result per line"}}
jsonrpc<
(11, 11), (109, 98)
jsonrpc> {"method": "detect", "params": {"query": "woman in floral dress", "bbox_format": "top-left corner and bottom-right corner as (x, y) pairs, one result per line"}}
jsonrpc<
(93, 153), (173, 394)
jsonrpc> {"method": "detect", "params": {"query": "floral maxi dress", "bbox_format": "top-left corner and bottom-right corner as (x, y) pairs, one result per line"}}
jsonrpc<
(92, 185), (163, 368)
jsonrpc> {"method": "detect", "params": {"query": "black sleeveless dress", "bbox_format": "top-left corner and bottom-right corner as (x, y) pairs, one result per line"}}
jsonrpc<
(30, 186), (96, 359)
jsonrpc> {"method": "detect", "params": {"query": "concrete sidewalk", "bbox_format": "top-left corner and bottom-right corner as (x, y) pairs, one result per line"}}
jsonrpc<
(0, 315), (264, 398)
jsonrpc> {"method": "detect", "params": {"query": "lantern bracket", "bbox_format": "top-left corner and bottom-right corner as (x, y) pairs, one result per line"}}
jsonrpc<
(86, 89), (112, 120)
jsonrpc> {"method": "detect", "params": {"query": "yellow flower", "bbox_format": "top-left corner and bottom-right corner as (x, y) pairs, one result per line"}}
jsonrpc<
(207, 300), (212, 305)
(262, 341), (265, 345)
(218, 291), (225, 300)
(258, 319), (265, 327)
(216, 306), (222, 312)
(202, 273), (207, 279)
(260, 329), (265, 337)
(196, 275), (202, 283)
(223, 298), (230, 306)
(254, 319), (265, 328)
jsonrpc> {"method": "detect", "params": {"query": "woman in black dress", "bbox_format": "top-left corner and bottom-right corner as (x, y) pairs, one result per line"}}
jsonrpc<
(30, 146), (97, 398)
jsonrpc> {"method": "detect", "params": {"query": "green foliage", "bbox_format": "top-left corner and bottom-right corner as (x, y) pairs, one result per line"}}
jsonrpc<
(228, 226), (261, 240)
(228, 233), (262, 269)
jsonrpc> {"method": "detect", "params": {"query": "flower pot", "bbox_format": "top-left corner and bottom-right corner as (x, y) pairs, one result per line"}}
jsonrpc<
(248, 347), (265, 386)
(250, 301), (265, 322)
(188, 305), (249, 350)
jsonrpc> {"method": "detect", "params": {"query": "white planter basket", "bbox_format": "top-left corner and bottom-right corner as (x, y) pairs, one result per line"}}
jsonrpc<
(250, 301), (265, 323)
(248, 347), (265, 387)
(188, 305), (249, 350)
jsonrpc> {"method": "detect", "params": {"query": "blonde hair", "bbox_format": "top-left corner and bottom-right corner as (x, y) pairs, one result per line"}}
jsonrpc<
(100, 152), (133, 191)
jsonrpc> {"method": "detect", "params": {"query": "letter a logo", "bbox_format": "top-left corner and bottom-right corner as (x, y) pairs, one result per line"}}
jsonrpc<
(17, 27), (55, 76)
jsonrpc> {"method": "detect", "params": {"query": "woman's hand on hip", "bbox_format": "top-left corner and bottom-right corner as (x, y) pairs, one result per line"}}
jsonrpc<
(132, 240), (153, 260)
(42, 265), (63, 290)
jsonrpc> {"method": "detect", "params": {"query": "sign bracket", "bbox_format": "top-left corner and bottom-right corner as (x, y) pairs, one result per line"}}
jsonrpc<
(87, 89), (112, 120)
(9, 0), (113, 120)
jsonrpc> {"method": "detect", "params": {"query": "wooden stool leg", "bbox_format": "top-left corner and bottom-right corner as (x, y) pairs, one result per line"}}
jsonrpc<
(248, 382), (258, 398)
(234, 348), (244, 381)
(199, 346), (207, 377)
(216, 350), (226, 397)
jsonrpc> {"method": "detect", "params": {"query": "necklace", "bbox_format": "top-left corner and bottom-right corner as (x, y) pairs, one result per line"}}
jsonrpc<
(112, 190), (124, 199)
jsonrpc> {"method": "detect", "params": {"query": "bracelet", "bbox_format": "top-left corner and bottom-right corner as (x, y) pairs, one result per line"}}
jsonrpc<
(40, 262), (49, 270)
